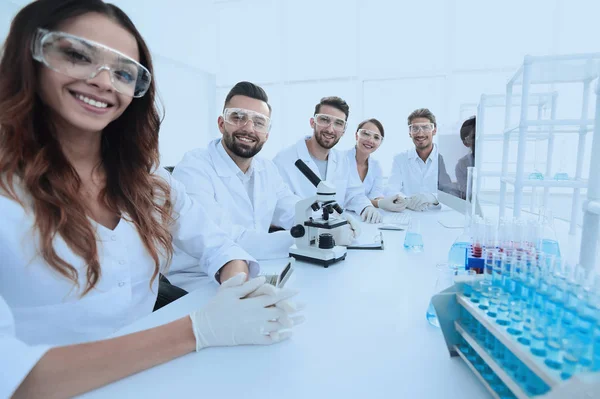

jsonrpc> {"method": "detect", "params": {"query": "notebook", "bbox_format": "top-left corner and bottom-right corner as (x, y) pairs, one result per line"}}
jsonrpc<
(347, 232), (385, 250)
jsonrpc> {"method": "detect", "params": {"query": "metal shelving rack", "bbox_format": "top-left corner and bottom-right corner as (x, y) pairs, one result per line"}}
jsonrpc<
(473, 92), (556, 213)
(579, 77), (600, 273)
(497, 54), (600, 235)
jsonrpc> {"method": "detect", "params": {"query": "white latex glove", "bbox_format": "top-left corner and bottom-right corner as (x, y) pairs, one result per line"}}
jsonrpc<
(342, 212), (362, 237)
(325, 213), (361, 246)
(360, 205), (383, 223)
(189, 273), (304, 351)
(377, 195), (407, 212)
(406, 193), (438, 211)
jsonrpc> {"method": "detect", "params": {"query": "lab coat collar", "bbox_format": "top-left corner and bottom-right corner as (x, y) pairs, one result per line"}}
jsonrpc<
(350, 145), (374, 169)
(408, 143), (438, 164)
(210, 138), (263, 178)
(295, 136), (339, 165)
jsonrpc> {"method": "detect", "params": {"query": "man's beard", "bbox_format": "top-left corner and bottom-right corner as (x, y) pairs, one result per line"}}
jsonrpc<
(222, 129), (264, 158)
(314, 128), (340, 150)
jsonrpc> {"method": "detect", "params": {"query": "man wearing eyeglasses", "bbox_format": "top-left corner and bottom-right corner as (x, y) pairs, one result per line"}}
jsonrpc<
(385, 108), (446, 211)
(168, 82), (300, 291)
(273, 96), (382, 225)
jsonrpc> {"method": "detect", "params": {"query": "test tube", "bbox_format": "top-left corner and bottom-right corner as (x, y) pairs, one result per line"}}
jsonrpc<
(496, 293), (511, 326)
(501, 253), (515, 295)
(576, 290), (600, 337)
(484, 248), (495, 284)
(487, 287), (502, 318)
(544, 323), (563, 370)
(507, 300), (524, 335)
(513, 219), (525, 253)
(546, 258), (567, 321)
(487, 249), (503, 288)
(518, 307), (533, 346)
(520, 253), (537, 307)
(561, 335), (592, 379)
(530, 310), (548, 357)
(497, 218), (512, 253)
(470, 280), (483, 304)
(564, 264), (586, 321)
(483, 218), (496, 250)
(472, 216), (483, 258)
(533, 253), (552, 312)
(524, 219), (538, 252)
(460, 269), (477, 298)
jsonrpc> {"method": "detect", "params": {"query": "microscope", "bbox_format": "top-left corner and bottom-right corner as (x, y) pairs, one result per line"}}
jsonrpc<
(289, 160), (348, 267)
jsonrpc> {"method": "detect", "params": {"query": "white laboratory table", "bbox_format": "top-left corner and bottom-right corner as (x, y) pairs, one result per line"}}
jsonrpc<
(81, 208), (491, 399)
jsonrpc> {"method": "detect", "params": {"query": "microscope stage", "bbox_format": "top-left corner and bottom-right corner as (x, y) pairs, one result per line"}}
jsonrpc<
(289, 245), (347, 268)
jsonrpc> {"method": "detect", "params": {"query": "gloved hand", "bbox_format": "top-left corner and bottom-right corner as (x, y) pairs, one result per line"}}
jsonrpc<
(189, 273), (304, 351)
(343, 212), (362, 238)
(406, 193), (438, 211)
(360, 205), (383, 223)
(325, 212), (361, 246)
(377, 195), (407, 212)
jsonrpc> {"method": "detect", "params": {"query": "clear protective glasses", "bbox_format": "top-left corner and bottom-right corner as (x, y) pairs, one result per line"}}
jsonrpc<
(223, 108), (271, 135)
(357, 128), (383, 142)
(31, 28), (152, 98)
(314, 114), (347, 132)
(408, 122), (435, 135)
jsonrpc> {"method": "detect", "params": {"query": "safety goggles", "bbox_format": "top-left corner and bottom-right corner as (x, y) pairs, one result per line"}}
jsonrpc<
(31, 28), (152, 98)
(223, 108), (271, 135)
(314, 114), (346, 132)
(357, 129), (383, 142)
(408, 123), (435, 135)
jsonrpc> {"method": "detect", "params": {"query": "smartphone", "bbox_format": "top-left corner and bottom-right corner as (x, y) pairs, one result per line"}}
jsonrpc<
(264, 258), (294, 288)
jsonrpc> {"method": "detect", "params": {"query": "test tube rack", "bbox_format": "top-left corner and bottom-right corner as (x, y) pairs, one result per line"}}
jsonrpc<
(432, 280), (576, 399)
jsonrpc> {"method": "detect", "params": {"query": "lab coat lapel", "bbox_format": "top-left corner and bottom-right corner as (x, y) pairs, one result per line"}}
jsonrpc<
(251, 164), (263, 221)
(208, 140), (254, 212)
(295, 138), (322, 190)
(325, 149), (339, 183)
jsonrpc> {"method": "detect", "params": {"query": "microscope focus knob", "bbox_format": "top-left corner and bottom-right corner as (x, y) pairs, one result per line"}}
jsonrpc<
(310, 203), (320, 212)
(290, 224), (305, 238)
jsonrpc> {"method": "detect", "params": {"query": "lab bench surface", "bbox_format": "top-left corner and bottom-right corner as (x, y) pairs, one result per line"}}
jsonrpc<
(79, 208), (491, 399)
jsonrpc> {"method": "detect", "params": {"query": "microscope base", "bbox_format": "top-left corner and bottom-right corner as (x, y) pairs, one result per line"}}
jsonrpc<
(289, 245), (347, 268)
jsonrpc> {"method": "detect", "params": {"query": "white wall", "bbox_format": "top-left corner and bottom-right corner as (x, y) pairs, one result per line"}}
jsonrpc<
(209, 0), (600, 174)
(2, 0), (600, 222)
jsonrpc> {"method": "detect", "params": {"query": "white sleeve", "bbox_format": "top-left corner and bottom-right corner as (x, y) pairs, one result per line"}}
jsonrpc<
(0, 295), (52, 398)
(385, 155), (406, 197)
(157, 168), (259, 283)
(368, 161), (384, 200)
(172, 156), (293, 261)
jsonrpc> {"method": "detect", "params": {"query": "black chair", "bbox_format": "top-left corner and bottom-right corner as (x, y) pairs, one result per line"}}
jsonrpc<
(153, 274), (188, 311)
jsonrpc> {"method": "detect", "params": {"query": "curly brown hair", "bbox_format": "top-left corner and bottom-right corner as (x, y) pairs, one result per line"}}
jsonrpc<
(0, 0), (173, 296)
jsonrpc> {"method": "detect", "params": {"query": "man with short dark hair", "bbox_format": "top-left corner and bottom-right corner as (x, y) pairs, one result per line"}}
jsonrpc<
(273, 96), (382, 225)
(168, 81), (300, 291)
(385, 108), (445, 211)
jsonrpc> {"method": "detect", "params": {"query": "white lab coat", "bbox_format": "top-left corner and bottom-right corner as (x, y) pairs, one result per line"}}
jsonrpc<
(385, 145), (450, 209)
(345, 147), (384, 200)
(273, 137), (372, 214)
(0, 169), (256, 398)
(455, 152), (474, 198)
(170, 139), (298, 270)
